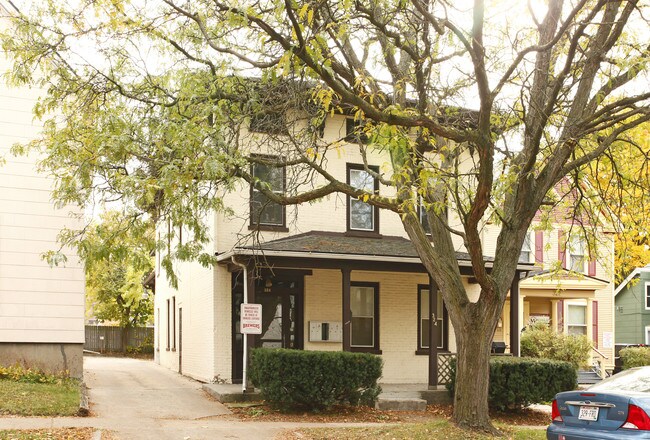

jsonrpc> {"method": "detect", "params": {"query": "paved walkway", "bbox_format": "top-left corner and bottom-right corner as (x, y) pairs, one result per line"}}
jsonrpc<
(0, 356), (374, 440)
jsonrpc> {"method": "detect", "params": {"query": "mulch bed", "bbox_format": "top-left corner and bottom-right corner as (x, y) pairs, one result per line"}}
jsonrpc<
(227, 402), (550, 426)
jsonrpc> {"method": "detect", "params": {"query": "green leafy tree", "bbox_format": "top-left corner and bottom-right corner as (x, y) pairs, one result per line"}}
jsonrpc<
(83, 211), (155, 329)
(2, 0), (649, 432)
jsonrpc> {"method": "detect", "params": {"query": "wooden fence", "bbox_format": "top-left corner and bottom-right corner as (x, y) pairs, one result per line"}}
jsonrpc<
(84, 325), (154, 353)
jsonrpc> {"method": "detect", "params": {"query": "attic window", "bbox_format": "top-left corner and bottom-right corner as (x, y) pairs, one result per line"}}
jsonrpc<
(345, 118), (368, 143)
(250, 112), (287, 135)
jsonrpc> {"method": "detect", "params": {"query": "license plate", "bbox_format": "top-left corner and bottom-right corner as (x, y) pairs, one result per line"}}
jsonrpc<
(578, 405), (599, 421)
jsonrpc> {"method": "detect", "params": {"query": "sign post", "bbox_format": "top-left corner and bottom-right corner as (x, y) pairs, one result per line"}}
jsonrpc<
(240, 302), (262, 392)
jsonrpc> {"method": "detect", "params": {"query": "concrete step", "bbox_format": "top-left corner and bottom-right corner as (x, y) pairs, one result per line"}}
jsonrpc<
(376, 397), (427, 411)
(202, 383), (261, 403)
(578, 370), (602, 385)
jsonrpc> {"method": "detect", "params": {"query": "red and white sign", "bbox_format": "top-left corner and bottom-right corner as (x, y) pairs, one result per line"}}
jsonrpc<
(240, 303), (263, 334)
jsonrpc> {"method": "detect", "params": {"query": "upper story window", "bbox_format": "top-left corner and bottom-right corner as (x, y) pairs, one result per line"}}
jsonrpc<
(250, 112), (287, 135)
(347, 164), (379, 234)
(250, 160), (286, 230)
(419, 197), (432, 235)
(570, 238), (585, 273)
(645, 283), (650, 310)
(520, 233), (532, 263)
(345, 118), (368, 143)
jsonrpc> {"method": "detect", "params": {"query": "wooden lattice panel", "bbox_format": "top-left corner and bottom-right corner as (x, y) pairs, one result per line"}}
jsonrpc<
(437, 353), (456, 385)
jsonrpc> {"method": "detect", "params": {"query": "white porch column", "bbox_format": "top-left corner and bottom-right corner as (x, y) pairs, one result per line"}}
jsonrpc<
(518, 294), (525, 333)
(551, 299), (558, 333)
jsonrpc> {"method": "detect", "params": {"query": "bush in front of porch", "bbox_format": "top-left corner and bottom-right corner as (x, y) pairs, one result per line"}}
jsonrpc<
(520, 322), (592, 369)
(447, 357), (576, 411)
(249, 348), (382, 411)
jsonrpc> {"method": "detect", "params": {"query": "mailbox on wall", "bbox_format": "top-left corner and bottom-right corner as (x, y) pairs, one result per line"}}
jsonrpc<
(309, 321), (343, 342)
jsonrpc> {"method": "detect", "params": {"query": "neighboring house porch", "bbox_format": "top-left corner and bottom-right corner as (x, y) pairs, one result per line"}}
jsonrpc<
(216, 231), (533, 386)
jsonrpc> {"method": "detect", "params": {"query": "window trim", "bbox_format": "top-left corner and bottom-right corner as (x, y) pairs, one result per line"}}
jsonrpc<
(645, 283), (650, 311)
(346, 164), (380, 236)
(249, 156), (289, 232)
(416, 284), (449, 355)
(172, 296), (176, 351)
(344, 117), (368, 143)
(520, 232), (532, 263)
(569, 237), (585, 273)
(349, 281), (381, 354)
(565, 301), (587, 336)
(166, 299), (170, 351)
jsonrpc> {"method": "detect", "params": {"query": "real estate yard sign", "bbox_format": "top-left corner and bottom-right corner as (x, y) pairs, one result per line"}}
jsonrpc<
(240, 303), (262, 334)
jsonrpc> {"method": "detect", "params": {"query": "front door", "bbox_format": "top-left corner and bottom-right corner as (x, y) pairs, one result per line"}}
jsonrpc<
(232, 271), (304, 383)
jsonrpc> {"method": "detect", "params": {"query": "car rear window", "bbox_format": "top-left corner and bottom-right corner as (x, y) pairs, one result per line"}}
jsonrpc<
(591, 368), (650, 393)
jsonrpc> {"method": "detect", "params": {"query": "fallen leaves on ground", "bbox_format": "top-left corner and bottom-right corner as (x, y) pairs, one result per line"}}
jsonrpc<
(229, 402), (550, 427)
(0, 428), (95, 440)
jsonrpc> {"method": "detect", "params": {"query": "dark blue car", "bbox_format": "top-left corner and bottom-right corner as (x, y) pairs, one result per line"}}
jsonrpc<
(547, 366), (650, 439)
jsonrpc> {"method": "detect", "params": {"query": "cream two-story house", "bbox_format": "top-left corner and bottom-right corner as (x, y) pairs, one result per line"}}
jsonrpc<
(153, 108), (615, 386)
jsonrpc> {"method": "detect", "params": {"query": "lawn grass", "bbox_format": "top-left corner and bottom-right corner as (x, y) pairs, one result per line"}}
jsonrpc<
(0, 428), (94, 440)
(0, 380), (80, 416)
(283, 420), (546, 439)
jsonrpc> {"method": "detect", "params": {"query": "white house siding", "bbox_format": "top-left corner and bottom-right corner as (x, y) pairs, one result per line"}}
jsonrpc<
(154, 217), (217, 382)
(0, 10), (85, 377)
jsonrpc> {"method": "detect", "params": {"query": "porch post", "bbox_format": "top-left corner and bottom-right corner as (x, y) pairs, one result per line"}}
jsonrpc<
(551, 300), (559, 333)
(428, 276), (439, 389)
(509, 274), (520, 356)
(342, 268), (351, 352)
(245, 266), (256, 392)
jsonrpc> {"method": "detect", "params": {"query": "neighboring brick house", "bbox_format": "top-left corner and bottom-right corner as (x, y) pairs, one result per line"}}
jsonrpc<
(614, 264), (650, 345)
(0, 2), (85, 377)
(153, 107), (616, 385)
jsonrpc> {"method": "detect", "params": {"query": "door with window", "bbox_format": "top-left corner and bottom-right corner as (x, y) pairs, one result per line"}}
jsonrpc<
(232, 272), (304, 383)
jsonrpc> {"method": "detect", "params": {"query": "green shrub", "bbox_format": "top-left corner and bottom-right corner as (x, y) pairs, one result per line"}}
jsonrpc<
(620, 346), (650, 369)
(447, 356), (576, 411)
(0, 364), (67, 384)
(520, 322), (592, 369)
(249, 348), (382, 411)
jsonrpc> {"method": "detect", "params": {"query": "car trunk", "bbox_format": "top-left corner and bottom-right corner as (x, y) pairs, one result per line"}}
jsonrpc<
(556, 391), (631, 431)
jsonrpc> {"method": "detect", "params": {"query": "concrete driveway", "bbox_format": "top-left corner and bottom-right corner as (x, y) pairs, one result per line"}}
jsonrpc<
(83, 356), (278, 440)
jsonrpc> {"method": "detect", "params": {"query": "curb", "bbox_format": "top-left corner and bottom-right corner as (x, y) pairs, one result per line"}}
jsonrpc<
(78, 381), (90, 417)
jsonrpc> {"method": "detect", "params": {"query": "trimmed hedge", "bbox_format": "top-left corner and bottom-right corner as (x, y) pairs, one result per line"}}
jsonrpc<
(447, 356), (576, 410)
(620, 346), (650, 369)
(249, 348), (382, 411)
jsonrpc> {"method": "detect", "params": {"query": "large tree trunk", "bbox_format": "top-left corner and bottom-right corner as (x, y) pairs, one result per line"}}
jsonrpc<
(452, 302), (500, 433)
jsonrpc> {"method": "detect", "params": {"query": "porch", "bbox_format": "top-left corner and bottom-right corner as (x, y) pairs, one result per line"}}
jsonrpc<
(217, 231), (533, 388)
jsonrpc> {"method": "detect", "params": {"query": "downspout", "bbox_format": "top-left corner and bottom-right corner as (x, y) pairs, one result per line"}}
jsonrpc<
(231, 256), (250, 393)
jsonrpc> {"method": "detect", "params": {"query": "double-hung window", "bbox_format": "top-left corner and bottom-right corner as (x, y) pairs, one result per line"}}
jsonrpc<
(250, 159), (286, 230)
(570, 238), (585, 273)
(418, 286), (446, 351)
(347, 164), (379, 233)
(350, 282), (380, 352)
(646, 283), (650, 310)
(520, 233), (532, 263)
(567, 303), (587, 336)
